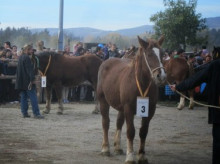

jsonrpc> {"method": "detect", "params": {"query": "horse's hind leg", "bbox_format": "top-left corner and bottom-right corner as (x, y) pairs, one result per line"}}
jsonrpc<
(92, 91), (100, 114)
(100, 98), (110, 156)
(188, 89), (194, 110)
(43, 86), (52, 114)
(177, 95), (185, 110)
(114, 110), (124, 155)
(54, 82), (64, 115)
(138, 117), (150, 164)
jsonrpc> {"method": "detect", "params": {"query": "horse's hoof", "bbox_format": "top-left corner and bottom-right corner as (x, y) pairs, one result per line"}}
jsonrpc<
(57, 111), (63, 115)
(125, 161), (136, 164)
(177, 106), (184, 110)
(114, 149), (124, 155)
(188, 105), (194, 110)
(138, 159), (149, 164)
(92, 109), (99, 114)
(43, 110), (50, 114)
(100, 151), (110, 156)
(138, 154), (148, 164)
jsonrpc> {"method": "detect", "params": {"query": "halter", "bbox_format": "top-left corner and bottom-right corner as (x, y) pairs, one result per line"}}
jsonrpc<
(142, 51), (165, 79)
(135, 49), (164, 97)
(38, 55), (52, 76)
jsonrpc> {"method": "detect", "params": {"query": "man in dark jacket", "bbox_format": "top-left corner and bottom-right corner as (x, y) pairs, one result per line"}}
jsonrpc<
(15, 44), (43, 119)
(170, 59), (220, 164)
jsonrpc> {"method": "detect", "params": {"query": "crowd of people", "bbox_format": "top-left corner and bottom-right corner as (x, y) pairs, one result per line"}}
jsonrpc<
(162, 45), (213, 69)
(0, 40), (216, 105)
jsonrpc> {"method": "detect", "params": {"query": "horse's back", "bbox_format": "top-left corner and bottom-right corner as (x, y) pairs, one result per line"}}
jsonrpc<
(98, 58), (132, 84)
(97, 58), (135, 108)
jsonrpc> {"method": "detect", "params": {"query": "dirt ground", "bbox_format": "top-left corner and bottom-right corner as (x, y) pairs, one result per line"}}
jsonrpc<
(0, 101), (212, 164)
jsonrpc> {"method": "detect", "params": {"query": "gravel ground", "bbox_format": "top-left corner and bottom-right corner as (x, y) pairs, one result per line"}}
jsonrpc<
(0, 102), (212, 164)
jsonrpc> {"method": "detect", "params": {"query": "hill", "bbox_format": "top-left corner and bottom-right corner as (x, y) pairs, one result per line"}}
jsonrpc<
(206, 17), (220, 29)
(30, 17), (220, 38)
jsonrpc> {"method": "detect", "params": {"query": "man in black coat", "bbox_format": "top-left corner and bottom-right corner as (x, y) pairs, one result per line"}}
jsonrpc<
(15, 44), (43, 119)
(170, 59), (220, 164)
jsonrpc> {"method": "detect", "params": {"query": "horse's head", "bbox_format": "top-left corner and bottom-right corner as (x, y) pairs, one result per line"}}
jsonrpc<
(212, 46), (220, 60)
(137, 36), (166, 85)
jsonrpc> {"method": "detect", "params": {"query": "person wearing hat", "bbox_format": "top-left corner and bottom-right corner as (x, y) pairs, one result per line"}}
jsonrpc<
(15, 44), (44, 119)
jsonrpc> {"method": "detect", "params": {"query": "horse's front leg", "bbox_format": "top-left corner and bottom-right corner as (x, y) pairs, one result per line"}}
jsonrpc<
(125, 105), (136, 164)
(54, 82), (64, 115)
(138, 117), (150, 164)
(43, 85), (52, 114)
(114, 110), (124, 154)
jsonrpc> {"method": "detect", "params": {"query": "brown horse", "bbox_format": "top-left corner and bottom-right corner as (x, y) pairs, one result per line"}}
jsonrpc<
(97, 36), (166, 163)
(36, 51), (102, 114)
(163, 58), (194, 110)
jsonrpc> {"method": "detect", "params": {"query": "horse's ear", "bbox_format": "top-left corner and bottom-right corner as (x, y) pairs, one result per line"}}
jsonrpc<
(158, 35), (164, 46)
(137, 36), (149, 49)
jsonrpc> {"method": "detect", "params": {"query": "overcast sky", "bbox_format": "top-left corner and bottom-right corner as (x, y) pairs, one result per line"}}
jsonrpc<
(0, 0), (220, 31)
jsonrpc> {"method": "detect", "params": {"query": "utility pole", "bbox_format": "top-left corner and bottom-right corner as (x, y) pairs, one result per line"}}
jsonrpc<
(58, 0), (64, 51)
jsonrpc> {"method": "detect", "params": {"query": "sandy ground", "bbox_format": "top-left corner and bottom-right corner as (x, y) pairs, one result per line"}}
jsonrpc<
(0, 102), (212, 164)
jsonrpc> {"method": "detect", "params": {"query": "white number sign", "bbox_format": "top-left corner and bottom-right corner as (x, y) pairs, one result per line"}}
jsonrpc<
(136, 97), (149, 117)
(41, 76), (46, 88)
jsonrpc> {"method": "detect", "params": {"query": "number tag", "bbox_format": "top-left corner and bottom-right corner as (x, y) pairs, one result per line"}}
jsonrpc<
(41, 76), (46, 87)
(136, 97), (149, 117)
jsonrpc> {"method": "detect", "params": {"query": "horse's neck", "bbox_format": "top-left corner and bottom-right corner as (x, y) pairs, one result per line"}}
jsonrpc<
(135, 54), (151, 87)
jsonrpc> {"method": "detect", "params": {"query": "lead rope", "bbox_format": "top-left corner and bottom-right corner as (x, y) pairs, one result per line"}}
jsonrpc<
(166, 80), (220, 109)
(135, 50), (155, 97)
(152, 65), (220, 109)
(135, 59), (152, 97)
(38, 55), (52, 76)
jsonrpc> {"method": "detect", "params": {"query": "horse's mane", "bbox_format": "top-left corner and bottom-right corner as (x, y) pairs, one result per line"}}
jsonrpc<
(36, 51), (63, 61)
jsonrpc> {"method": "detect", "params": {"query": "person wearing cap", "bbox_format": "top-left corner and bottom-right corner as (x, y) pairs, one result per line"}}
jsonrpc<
(15, 44), (44, 119)
(170, 57), (220, 164)
(174, 49), (185, 59)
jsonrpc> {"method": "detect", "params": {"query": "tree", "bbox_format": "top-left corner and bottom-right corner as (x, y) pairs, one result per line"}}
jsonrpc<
(150, 0), (207, 50)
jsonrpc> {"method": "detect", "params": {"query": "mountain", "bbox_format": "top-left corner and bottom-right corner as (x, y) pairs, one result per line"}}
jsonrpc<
(30, 17), (220, 38)
(206, 17), (220, 29)
(115, 25), (153, 36)
(30, 25), (154, 38)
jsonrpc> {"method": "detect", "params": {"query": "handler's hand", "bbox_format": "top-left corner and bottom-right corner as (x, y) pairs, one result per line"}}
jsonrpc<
(169, 84), (176, 91)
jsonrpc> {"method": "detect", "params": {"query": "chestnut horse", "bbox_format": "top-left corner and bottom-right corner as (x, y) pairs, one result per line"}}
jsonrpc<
(163, 58), (194, 110)
(36, 51), (102, 114)
(97, 36), (166, 163)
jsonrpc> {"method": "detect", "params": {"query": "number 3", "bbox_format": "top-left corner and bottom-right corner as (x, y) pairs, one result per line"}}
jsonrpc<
(141, 106), (145, 113)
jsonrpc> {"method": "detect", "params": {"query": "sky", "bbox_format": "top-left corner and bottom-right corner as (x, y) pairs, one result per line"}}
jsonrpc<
(0, 0), (220, 31)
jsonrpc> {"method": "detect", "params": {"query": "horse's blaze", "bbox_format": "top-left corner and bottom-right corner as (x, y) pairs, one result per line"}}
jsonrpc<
(153, 47), (166, 83)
